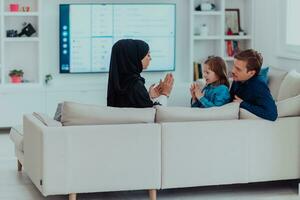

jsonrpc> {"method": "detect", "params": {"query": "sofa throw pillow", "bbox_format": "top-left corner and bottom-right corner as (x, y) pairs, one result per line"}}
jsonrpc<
(267, 67), (288, 101)
(258, 66), (269, 84)
(277, 70), (300, 101)
(33, 112), (63, 127)
(155, 102), (239, 123)
(61, 101), (156, 126)
(277, 94), (300, 118)
(239, 108), (262, 120)
(53, 102), (63, 122)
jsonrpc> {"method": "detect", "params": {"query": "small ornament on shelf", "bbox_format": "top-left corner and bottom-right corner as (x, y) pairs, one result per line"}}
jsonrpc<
(200, 24), (208, 36)
(45, 74), (53, 85)
(195, 3), (216, 11)
(9, 69), (24, 83)
(18, 23), (37, 37)
(9, 3), (19, 12)
(226, 28), (233, 35)
(21, 6), (31, 12)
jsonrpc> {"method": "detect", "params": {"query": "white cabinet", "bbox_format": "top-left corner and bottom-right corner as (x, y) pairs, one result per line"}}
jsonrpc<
(190, 0), (253, 80)
(45, 85), (107, 117)
(0, 88), (45, 127)
(0, 86), (106, 127)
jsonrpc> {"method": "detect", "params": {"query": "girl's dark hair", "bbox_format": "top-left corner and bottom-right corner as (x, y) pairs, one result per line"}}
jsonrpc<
(204, 56), (230, 88)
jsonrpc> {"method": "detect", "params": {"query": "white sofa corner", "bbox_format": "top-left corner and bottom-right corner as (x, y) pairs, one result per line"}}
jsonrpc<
(14, 108), (161, 200)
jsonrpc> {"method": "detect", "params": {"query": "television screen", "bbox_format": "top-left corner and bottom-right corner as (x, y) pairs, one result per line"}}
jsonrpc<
(59, 4), (176, 73)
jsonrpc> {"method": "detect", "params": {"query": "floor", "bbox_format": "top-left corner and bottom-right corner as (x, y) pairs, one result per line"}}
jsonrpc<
(1, 131), (300, 200)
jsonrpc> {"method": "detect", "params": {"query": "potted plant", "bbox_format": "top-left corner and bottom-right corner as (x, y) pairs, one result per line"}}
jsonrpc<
(9, 69), (24, 83)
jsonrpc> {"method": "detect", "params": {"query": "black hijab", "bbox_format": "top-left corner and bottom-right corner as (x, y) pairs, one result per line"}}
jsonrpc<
(107, 39), (150, 106)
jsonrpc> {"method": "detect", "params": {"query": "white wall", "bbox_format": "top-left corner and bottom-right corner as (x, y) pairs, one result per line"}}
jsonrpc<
(253, 0), (300, 71)
(41, 0), (190, 92)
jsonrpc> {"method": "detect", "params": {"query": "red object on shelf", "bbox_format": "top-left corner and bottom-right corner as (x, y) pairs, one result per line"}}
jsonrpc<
(226, 41), (234, 57)
(10, 76), (22, 83)
(9, 4), (19, 12)
(226, 28), (233, 35)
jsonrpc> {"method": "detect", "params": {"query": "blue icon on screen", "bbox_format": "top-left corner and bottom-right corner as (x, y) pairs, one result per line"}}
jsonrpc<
(62, 64), (69, 70)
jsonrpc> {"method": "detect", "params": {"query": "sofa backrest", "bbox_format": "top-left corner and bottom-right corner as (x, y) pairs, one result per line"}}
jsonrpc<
(32, 112), (62, 127)
(277, 70), (300, 101)
(61, 101), (156, 126)
(267, 67), (288, 101)
(156, 102), (240, 123)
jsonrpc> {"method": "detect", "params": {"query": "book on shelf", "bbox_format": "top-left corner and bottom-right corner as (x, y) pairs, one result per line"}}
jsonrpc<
(193, 62), (203, 81)
(226, 40), (240, 57)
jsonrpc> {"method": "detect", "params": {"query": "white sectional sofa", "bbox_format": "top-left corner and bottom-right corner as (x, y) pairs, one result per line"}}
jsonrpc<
(10, 67), (300, 200)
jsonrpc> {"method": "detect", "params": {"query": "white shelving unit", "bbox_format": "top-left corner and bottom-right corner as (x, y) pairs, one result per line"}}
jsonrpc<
(190, 0), (254, 80)
(0, 0), (41, 86)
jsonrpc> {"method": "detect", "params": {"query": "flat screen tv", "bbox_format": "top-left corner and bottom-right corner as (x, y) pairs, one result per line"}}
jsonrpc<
(59, 3), (176, 73)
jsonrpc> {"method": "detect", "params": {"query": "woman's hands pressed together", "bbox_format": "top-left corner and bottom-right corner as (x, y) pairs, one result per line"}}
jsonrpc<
(149, 73), (174, 98)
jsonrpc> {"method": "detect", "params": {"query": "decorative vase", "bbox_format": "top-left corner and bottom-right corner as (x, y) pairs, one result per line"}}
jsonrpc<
(201, 24), (208, 36)
(10, 75), (22, 83)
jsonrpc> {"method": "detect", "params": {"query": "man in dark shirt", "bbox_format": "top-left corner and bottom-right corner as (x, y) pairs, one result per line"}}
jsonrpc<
(230, 49), (278, 121)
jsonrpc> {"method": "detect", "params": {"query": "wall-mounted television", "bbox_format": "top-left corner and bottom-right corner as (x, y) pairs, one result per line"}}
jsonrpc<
(59, 3), (176, 73)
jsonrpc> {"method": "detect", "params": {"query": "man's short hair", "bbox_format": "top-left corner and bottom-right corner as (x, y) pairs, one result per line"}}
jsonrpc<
(234, 49), (263, 76)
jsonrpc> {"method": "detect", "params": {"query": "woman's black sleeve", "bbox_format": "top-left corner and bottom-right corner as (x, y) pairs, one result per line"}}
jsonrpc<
(128, 80), (154, 108)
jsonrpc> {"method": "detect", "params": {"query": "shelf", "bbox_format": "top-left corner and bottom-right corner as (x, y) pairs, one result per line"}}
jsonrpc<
(4, 37), (40, 42)
(3, 12), (39, 17)
(224, 57), (234, 61)
(224, 35), (252, 40)
(0, 83), (43, 93)
(194, 35), (222, 40)
(193, 11), (222, 16)
(0, 82), (42, 89)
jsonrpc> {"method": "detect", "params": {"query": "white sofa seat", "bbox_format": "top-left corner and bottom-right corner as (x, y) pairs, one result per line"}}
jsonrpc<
(161, 117), (300, 189)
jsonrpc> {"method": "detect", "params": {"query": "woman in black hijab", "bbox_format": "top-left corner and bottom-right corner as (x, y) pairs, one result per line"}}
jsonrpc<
(107, 39), (173, 108)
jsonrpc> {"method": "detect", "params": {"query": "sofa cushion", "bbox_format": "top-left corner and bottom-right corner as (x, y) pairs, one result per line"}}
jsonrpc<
(155, 102), (239, 123)
(53, 103), (63, 121)
(239, 108), (262, 120)
(277, 94), (300, 118)
(9, 126), (24, 152)
(277, 70), (300, 101)
(33, 112), (62, 127)
(258, 66), (269, 84)
(61, 101), (156, 126)
(267, 67), (288, 100)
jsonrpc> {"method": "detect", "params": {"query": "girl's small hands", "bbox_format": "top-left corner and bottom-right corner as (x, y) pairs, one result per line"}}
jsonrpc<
(190, 83), (196, 99)
(193, 82), (203, 99)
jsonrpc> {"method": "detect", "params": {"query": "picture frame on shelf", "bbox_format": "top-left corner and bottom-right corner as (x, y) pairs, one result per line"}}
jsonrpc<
(225, 9), (241, 35)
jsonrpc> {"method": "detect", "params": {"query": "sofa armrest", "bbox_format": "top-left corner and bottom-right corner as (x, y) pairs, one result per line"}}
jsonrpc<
(23, 114), (45, 194)
(23, 114), (161, 196)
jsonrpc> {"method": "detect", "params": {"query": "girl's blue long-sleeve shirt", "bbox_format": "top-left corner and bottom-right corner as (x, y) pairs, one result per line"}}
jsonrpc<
(191, 84), (231, 108)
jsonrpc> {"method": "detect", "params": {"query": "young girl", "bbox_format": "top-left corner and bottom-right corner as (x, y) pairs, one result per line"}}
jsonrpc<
(190, 56), (230, 108)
